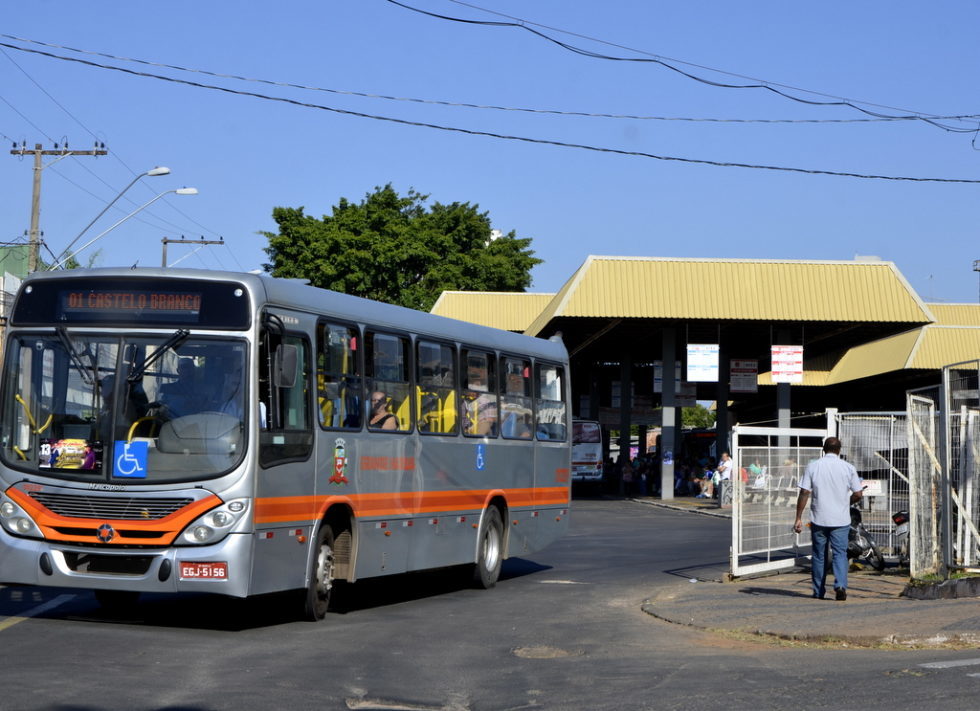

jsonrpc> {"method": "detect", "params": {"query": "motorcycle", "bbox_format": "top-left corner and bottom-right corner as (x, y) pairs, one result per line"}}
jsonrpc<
(820, 503), (885, 571)
(892, 509), (910, 566)
(846, 504), (886, 571)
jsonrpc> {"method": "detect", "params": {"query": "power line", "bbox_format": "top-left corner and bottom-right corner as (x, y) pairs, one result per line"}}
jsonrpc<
(1, 44), (226, 252)
(2, 39), (978, 185)
(391, 0), (980, 135)
(3, 32), (978, 128)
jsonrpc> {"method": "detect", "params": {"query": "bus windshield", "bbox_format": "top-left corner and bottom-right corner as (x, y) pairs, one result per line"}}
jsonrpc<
(0, 331), (247, 483)
(573, 420), (601, 444)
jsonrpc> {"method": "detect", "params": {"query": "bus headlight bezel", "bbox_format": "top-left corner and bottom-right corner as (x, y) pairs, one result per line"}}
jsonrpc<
(0, 494), (43, 539)
(179, 498), (250, 546)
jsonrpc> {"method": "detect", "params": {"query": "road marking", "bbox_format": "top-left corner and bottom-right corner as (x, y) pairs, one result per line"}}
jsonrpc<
(538, 579), (589, 585)
(920, 658), (980, 669)
(0, 594), (75, 631)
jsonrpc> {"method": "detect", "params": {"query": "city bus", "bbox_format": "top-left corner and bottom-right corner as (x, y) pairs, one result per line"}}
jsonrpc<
(571, 419), (603, 491)
(0, 268), (570, 619)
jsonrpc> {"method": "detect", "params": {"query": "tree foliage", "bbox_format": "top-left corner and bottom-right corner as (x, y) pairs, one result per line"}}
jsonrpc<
(261, 184), (542, 311)
(682, 404), (717, 429)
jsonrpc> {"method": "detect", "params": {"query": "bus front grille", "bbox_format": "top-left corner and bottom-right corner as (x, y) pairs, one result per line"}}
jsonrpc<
(29, 492), (194, 520)
(63, 551), (155, 575)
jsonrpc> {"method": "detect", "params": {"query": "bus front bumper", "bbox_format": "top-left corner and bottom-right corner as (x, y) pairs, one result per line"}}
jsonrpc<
(0, 529), (253, 598)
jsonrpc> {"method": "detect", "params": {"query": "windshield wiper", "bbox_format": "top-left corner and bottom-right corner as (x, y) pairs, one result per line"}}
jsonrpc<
(128, 329), (190, 382)
(55, 327), (96, 386)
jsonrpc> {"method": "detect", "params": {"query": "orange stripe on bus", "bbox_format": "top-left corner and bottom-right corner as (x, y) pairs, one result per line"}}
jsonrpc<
(8, 487), (222, 546)
(253, 486), (570, 524)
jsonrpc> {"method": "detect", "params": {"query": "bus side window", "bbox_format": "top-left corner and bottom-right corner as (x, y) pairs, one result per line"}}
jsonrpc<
(416, 340), (457, 435)
(461, 349), (497, 437)
(535, 364), (567, 441)
(365, 331), (411, 432)
(500, 357), (532, 440)
(316, 322), (361, 430)
(259, 324), (313, 466)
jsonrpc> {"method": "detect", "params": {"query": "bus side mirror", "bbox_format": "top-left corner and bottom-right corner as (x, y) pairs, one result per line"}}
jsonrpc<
(274, 344), (298, 388)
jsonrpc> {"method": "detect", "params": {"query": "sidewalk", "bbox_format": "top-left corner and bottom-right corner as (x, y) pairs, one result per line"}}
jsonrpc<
(633, 496), (980, 648)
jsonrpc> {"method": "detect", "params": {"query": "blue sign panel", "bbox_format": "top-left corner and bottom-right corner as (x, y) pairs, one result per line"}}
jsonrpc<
(475, 443), (486, 471)
(113, 440), (148, 478)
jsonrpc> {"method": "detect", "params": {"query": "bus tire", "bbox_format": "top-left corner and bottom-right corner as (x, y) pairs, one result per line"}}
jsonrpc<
(303, 523), (336, 621)
(472, 506), (503, 589)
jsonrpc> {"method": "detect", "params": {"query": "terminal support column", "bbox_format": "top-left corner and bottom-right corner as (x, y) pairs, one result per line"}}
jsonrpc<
(660, 327), (677, 500)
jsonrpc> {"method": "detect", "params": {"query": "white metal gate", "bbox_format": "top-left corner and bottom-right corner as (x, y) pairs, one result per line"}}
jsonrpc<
(730, 425), (829, 578)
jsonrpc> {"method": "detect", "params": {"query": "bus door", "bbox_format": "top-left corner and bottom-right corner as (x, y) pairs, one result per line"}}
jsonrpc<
(250, 311), (316, 595)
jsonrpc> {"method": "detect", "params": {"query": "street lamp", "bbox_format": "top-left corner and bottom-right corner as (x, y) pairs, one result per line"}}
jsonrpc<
(51, 187), (198, 270)
(53, 166), (171, 266)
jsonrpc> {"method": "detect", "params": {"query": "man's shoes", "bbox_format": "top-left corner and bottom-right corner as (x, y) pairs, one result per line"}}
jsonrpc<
(835, 588), (847, 601)
(812, 594), (825, 600)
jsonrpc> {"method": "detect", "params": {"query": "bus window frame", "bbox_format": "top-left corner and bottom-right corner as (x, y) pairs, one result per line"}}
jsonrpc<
(258, 323), (315, 468)
(534, 360), (568, 442)
(460, 347), (498, 439)
(364, 328), (414, 434)
(315, 318), (364, 432)
(415, 338), (459, 437)
(499, 353), (534, 441)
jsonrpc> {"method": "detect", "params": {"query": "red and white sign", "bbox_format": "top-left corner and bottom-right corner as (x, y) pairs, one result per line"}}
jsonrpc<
(730, 359), (758, 393)
(771, 345), (804, 384)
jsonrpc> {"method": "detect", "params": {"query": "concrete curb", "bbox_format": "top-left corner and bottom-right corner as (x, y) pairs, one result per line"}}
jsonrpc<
(628, 497), (732, 519)
(902, 576), (980, 600)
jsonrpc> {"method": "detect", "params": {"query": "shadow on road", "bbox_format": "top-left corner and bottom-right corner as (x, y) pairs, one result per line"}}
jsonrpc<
(1, 557), (553, 632)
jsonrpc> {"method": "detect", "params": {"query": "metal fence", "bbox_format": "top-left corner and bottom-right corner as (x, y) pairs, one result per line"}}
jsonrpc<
(906, 362), (980, 577)
(837, 412), (908, 556)
(730, 425), (827, 577)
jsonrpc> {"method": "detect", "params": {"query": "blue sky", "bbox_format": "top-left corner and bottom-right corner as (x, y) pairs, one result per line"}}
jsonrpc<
(2, 1), (979, 303)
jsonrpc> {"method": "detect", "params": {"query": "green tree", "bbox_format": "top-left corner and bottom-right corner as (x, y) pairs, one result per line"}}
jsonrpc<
(682, 403), (716, 429)
(261, 184), (542, 311)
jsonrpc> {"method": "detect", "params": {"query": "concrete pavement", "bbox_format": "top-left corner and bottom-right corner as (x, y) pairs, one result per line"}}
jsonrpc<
(632, 495), (980, 648)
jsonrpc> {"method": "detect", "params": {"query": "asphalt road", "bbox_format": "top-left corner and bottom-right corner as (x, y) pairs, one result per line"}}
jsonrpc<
(1, 498), (978, 710)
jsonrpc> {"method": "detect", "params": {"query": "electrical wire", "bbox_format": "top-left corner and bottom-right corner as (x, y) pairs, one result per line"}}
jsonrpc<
(1, 45), (228, 262)
(3, 32), (979, 128)
(390, 0), (980, 134)
(1, 39), (978, 184)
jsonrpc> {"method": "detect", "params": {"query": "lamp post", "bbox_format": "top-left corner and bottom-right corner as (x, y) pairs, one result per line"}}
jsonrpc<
(53, 166), (171, 267)
(51, 187), (198, 270)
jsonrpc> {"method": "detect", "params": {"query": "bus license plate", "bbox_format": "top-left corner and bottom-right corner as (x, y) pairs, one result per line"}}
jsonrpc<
(178, 561), (228, 580)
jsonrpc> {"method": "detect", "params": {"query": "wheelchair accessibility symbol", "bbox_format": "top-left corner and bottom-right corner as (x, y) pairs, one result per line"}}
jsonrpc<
(113, 440), (148, 479)
(475, 443), (486, 471)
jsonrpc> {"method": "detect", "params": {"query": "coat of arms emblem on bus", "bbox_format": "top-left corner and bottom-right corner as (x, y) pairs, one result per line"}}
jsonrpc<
(329, 439), (349, 485)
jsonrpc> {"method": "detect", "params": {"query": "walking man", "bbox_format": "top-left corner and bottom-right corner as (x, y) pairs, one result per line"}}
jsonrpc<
(793, 437), (863, 600)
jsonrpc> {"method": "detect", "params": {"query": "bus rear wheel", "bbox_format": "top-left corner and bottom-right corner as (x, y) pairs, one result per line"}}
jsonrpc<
(472, 507), (503, 589)
(303, 523), (336, 621)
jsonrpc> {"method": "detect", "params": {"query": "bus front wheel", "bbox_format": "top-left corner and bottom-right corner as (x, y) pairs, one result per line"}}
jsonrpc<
(303, 523), (336, 621)
(472, 507), (503, 589)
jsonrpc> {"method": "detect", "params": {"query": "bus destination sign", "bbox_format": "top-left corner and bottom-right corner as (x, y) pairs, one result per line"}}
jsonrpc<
(59, 289), (203, 323)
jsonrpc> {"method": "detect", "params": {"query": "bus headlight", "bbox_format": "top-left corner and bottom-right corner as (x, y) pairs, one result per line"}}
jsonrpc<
(179, 498), (249, 545)
(0, 494), (43, 539)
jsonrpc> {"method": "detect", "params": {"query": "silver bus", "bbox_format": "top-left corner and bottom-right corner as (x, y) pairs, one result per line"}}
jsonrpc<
(0, 268), (570, 619)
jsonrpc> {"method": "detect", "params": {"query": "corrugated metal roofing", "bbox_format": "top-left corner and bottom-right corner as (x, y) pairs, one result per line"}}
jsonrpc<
(526, 256), (933, 335)
(928, 303), (980, 327)
(429, 291), (556, 332)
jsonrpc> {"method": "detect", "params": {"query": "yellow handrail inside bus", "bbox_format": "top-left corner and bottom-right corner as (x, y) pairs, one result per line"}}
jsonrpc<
(127, 417), (158, 443)
(12, 446), (26, 460)
(15, 394), (53, 434)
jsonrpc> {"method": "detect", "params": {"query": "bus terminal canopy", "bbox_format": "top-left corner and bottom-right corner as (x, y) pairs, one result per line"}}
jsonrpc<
(432, 256), (979, 435)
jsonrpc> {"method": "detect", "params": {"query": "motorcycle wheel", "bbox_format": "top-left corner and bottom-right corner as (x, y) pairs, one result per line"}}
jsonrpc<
(867, 542), (886, 571)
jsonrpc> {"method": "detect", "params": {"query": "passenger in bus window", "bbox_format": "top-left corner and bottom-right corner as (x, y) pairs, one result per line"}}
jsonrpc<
(368, 391), (398, 430)
(463, 369), (497, 436)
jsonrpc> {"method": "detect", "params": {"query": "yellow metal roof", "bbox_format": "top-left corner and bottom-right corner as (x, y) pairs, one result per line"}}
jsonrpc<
(526, 256), (933, 336)
(430, 291), (556, 332)
(823, 304), (980, 383)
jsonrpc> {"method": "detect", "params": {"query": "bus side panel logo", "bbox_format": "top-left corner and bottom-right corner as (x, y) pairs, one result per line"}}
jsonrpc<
(113, 441), (148, 479)
(330, 438), (349, 485)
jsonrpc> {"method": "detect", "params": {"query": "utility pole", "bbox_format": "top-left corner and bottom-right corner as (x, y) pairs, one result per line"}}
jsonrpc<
(161, 235), (225, 267)
(10, 141), (108, 272)
(974, 260), (980, 303)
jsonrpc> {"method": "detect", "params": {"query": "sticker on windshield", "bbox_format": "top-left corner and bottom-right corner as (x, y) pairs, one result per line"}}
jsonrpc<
(40, 438), (101, 470)
(113, 440), (148, 478)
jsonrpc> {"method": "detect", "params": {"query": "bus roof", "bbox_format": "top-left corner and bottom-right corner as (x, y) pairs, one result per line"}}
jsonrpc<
(18, 267), (568, 362)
